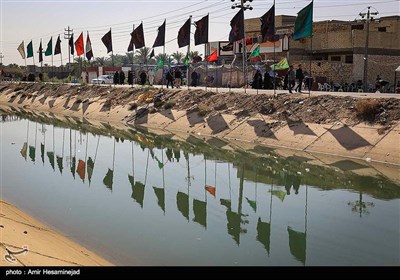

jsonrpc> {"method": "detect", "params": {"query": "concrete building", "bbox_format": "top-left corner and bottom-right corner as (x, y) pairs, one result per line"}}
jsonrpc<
(244, 15), (400, 90)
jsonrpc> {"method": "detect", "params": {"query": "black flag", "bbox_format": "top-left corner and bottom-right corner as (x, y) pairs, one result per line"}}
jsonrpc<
(38, 40), (43, 62)
(131, 23), (145, 49)
(177, 17), (191, 48)
(152, 20), (166, 48)
(101, 29), (113, 53)
(69, 34), (74, 55)
(194, 15), (208, 46)
(260, 5), (275, 42)
(229, 8), (244, 43)
(150, 49), (155, 58)
(54, 35), (62, 55)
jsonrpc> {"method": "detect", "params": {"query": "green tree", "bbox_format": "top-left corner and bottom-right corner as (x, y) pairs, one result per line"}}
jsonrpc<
(171, 51), (185, 65)
(134, 47), (152, 64)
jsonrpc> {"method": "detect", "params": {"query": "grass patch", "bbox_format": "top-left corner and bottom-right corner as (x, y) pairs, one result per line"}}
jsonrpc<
(354, 99), (379, 122)
(163, 100), (175, 110)
(198, 104), (211, 117)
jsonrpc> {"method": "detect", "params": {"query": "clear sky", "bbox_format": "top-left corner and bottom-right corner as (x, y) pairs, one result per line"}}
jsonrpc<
(0, 0), (399, 66)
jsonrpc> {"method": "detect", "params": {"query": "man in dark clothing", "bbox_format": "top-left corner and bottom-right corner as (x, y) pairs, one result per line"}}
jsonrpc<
(128, 70), (133, 85)
(287, 65), (296, 93)
(119, 71), (125, 85)
(252, 70), (263, 89)
(166, 69), (174, 88)
(263, 70), (273, 89)
(191, 70), (199, 87)
(294, 64), (304, 93)
(140, 70), (147, 85)
(113, 71), (119, 84)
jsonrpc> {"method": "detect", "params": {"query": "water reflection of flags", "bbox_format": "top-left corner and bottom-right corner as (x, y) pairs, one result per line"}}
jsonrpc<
(47, 151), (55, 170)
(257, 218), (271, 255)
(153, 187), (165, 213)
(287, 226), (306, 265)
(130, 176), (145, 208)
(205, 185), (216, 197)
(29, 145), (36, 162)
(56, 156), (63, 174)
(193, 199), (207, 228)
(220, 199), (243, 246)
(87, 157), (94, 184)
(271, 189), (286, 202)
(103, 168), (114, 191)
(70, 156), (76, 179)
(41, 143), (45, 164)
(246, 197), (257, 212)
(20, 142), (27, 160)
(177, 191), (189, 221)
(77, 159), (85, 181)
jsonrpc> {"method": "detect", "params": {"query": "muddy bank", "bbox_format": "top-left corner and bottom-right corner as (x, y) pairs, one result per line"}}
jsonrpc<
(0, 82), (399, 165)
(0, 200), (112, 266)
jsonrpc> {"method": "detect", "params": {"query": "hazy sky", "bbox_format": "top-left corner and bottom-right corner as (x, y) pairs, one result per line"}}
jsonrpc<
(0, 0), (399, 66)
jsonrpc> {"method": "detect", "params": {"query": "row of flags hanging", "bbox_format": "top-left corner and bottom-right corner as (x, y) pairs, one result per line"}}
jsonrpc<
(16, 1), (313, 64)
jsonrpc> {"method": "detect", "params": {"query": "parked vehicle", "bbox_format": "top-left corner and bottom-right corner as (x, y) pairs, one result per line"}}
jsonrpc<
(92, 75), (113, 84)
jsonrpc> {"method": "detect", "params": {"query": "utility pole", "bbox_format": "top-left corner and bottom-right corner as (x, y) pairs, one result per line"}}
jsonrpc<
(64, 26), (73, 64)
(231, 0), (253, 92)
(359, 6), (378, 92)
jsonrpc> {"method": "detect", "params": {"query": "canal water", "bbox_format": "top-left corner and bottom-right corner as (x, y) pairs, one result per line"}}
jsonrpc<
(0, 111), (399, 266)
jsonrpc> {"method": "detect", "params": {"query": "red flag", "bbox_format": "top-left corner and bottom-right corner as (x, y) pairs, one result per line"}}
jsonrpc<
(205, 185), (216, 197)
(75, 32), (85, 56)
(206, 50), (218, 62)
(74, 32), (84, 56)
(77, 159), (86, 182)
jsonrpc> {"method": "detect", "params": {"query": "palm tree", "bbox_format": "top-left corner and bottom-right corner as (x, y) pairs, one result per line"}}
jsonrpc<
(95, 57), (108, 66)
(134, 47), (152, 64)
(171, 51), (185, 65)
(154, 53), (169, 64)
(189, 51), (202, 61)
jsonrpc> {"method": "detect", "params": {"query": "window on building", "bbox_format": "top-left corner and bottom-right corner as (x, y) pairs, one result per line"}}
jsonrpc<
(345, 55), (353, 64)
(378, 27), (386, 32)
(330, 56), (341, 62)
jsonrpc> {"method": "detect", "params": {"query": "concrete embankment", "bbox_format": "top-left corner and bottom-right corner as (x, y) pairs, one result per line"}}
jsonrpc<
(0, 200), (112, 266)
(0, 82), (399, 165)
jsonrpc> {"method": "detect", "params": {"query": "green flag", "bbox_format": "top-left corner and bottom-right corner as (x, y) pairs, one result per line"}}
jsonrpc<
(183, 53), (189, 66)
(45, 37), (52, 56)
(249, 46), (260, 58)
(257, 218), (271, 254)
(29, 145), (36, 162)
(153, 186), (165, 213)
(155, 59), (164, 72)
(271, 57), (289, 70)
(27, 41), (33, 58)
(293, 1), (313, 40)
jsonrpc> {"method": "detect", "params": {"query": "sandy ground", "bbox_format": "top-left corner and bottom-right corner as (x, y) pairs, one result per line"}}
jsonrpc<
(0, 200), (112, 266)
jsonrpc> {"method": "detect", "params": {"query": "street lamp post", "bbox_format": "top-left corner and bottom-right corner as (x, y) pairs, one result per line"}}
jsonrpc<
(359, 6), (378, 92)
(231, 0), (253, 92)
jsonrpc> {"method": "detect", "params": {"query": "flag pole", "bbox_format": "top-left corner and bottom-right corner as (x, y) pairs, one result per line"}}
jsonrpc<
(309, 35), (312, 97)
(131, 24), (135, 88)
(23, 41), (27, 74)
(51, 37), (54, 81)
(187, 15), (192, 90)
(32, 39), (36, 76)
(273, 1), (276, 98)
(242, 8), (247, 94)
(205, 44), (208, 92)
(162, 45), (165, 89)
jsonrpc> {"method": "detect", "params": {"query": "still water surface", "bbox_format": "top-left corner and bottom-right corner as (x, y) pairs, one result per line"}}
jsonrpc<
(0, 113), (399, 265)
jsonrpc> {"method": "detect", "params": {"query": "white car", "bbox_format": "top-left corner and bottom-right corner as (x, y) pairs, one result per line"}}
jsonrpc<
(92, 75), (113, 84)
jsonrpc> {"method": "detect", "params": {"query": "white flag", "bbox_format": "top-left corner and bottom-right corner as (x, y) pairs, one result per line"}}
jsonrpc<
(17, 41), (25, 59)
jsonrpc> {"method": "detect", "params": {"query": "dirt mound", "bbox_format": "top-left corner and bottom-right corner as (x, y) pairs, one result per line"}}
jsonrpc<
(2, 83), (400, 128)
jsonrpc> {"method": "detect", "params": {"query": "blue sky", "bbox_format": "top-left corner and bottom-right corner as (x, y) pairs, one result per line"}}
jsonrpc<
(0, 0), (399, 66)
